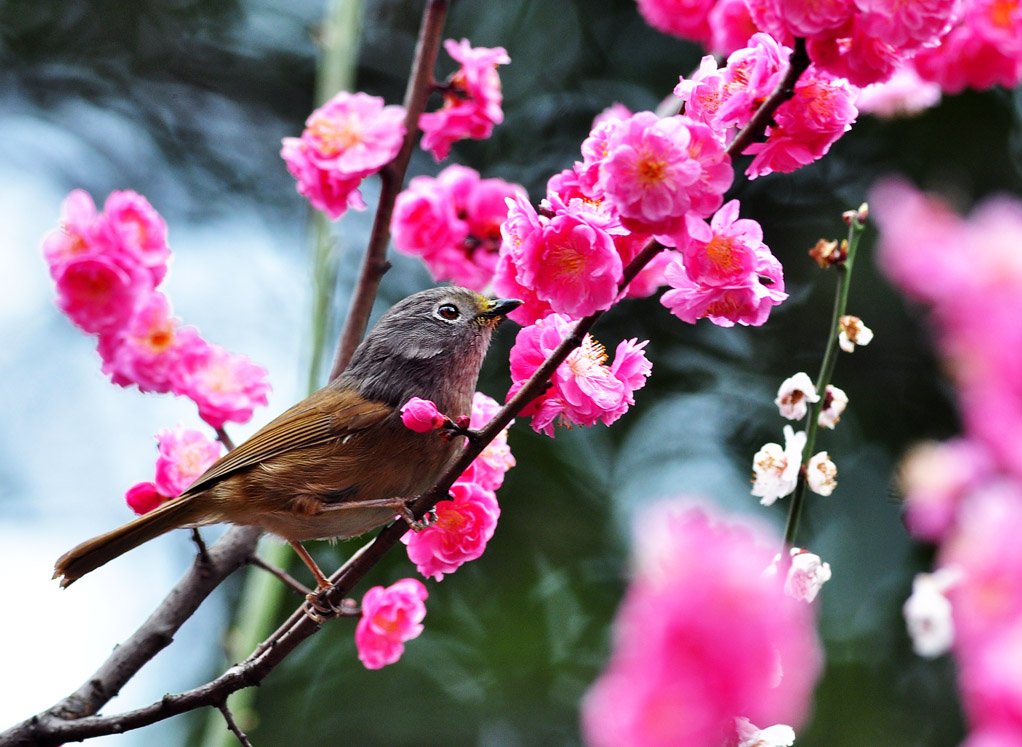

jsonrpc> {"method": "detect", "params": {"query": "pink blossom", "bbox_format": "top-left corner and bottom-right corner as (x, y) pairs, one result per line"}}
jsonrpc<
(125, 481), (165, 515)
(506, 313), (651, 436)
(153, 424), (222, 497)
(592, 102), (634, 127)
(679, 199), (765, 286)
(400, 397), (446, 433)
(96, 292), (203, 393)
(280, 138), (366, 220)
(100, 190), (170, 286)
(403, 480), (500, 581)
(717, 34), (792, 132)
(661, 245), (787, 328)
(355, 578), (428, 670)
(941, 482), (1022, 737)
(912, 8), (1022, 93)
(42, 189), (101, 272)
(634, 0), (717, 47)
(459, 392), (516, 491)
(599, 112), (732, 235)
(176, 342), (271, 429)
(806, 19), (903, 87)
(419, 39), (510, 161)
(853, 0), (961, 49)
(708, 0), (761, 55)
(856, 65), (942, 117)
(53, 253), (148, 335)
(281, 91), (406, 219)
(492, 251), (553, 325)
(524, 213), (623, 318)
(777, 0), (855, 37)
(899, 440), (994, 543)
(581, 503), (822, 746)
(744, 67), (858, 179)
(392, 165), (522, 290)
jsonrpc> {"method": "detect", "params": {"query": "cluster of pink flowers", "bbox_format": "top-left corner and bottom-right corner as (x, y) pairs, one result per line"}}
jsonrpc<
(419, 39), (510, 161)
(661, 199), (788, 326)
(281, 91), (406, 220)
(489, 106), (786, 335)
(401, 393), (514, 580)
(875, 179), (1022, 744)
(506, 313), (652, 437)
(124, 425), (223, 514)
(637, 0), (1021, 96)
(391, 165), (524, 290)
(355, 578), (428, 669)
(675, 34), (858, 180)
(581, 502), (822, 745)
(42, 190), (271, 430)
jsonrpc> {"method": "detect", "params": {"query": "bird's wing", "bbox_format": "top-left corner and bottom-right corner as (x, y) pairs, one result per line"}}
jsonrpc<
(182, 390), (392, 497)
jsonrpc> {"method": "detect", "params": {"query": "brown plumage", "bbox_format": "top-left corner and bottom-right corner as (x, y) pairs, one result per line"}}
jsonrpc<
(54, 287), (521, 587)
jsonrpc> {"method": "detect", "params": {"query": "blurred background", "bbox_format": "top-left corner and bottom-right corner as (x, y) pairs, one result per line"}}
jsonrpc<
(1, 0), (1020, 745)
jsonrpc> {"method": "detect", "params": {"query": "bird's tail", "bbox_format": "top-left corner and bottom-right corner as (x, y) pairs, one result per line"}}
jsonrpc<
(53, 494), (205, 587)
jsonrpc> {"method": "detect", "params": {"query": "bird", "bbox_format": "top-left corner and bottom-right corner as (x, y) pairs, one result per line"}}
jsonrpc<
(53, 287), (521, 590)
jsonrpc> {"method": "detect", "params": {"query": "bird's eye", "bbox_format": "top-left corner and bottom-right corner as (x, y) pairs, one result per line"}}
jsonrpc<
(436, 303), (460, 321)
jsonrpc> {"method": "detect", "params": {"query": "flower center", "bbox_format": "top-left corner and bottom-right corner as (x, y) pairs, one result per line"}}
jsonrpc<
(306, 113), (363, 157)
(705, 236), (739, 273)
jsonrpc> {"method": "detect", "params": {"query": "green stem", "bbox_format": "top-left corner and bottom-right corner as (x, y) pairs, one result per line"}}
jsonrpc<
(781, 212), (865, 549)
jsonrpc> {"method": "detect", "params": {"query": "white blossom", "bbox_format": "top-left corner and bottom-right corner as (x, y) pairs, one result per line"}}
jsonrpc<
(817, 385), (848, 429)
(775, 372), (820, 420)
(785, 549), (833, 603)
(736, 717), (797, 747)
(838, 315), (874, 353)
(752, 426), (806, 506)
(806, 451), (837, 496)
(903, 568), (962, 658)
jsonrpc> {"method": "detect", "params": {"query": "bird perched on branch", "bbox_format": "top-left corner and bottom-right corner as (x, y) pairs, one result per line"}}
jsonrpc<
(54, 287), (521, 590)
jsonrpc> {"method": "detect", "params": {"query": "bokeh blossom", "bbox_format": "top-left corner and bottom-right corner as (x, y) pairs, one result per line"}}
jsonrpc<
(507, 313), (651, 436)
(903, 568), (960, 658)
(281, 91), (406, 219)
(355, 579), (428, 670)
(176, 342), (271, 430)
(878, 179), (1022, 744)
(419, 39), (510, 161)
(581, 502), (822, 746)
(153, 425), (222, 497)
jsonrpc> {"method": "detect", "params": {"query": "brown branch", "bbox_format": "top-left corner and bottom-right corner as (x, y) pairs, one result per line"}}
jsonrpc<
(0, 29), (809, 747)
(217, 701), (254, 747)
(725, 37), (809, 159)
(328, 0), (450, 379)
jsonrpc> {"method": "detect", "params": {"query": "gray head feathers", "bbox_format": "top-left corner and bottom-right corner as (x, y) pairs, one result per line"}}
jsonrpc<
(336, 287), (519, 415)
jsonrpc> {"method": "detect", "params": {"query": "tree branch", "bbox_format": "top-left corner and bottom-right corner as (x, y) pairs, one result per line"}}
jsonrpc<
(328, 0), (450, 379)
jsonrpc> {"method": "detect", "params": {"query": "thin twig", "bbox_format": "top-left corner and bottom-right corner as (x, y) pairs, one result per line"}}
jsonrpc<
(247, 555), (314, 597)
(328, 0), (450, 379)
(216, 701), (254, 747)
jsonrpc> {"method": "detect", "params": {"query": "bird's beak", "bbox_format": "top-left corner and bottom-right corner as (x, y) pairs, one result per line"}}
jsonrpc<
(477, 297), (522, 324)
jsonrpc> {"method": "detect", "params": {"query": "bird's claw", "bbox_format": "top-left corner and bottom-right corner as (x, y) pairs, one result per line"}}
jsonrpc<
(304, 589), (340, 624)
(399, 505), (438, 532)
